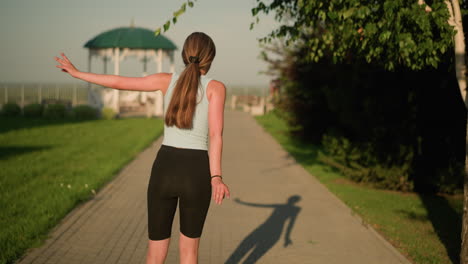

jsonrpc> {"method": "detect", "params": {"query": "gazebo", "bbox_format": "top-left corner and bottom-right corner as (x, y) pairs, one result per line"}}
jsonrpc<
(83, 23), (177, 117)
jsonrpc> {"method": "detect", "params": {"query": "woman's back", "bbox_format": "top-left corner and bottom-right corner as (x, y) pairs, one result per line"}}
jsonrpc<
(162, 72), (212, 150)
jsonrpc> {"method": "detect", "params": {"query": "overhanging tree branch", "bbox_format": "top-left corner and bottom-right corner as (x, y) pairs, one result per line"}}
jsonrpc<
(154, 0), (197, 36)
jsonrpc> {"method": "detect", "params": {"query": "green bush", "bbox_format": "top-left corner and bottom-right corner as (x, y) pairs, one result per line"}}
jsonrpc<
(43, 103), (67, 119)
(101, 107), (116, 120)
(1, 102), (21, 117)
(264, 40), (465, 194)
(320, 134), (414, 192)
(71, 105), (99, 120)
(23, 103), (44, 118)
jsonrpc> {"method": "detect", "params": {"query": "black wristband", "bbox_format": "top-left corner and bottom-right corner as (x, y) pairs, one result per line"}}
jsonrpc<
(211, 175), (223, 180)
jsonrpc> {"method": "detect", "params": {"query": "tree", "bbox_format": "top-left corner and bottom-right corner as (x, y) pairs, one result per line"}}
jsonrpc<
(250, 0), (468, 262)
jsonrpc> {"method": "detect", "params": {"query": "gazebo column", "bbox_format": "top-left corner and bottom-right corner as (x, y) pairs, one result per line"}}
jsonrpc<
(170, 51), (175, 73)
(142, 53), (152, 118)
(113, 47), (120, 114)
(87, 50), (92, 105)
(155, 49), (164, 117)
(102, 54), (108, 111)
(141, 53), (148, 104)
(103, 56), (108, 74)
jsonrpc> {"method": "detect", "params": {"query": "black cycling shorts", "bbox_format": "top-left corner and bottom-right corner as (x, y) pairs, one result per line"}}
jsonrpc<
(147, 144), (212, 240)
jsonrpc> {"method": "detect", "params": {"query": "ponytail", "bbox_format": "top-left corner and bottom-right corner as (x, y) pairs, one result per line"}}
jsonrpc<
(164, 32), (216, 129)
(165, 63), (201, 129)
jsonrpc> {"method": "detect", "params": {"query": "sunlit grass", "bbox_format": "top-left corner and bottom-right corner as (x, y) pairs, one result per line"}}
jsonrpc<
(0, 116), (163, 264)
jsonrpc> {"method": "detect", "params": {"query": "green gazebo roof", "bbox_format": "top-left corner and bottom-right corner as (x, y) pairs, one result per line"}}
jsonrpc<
(84, 26), (177, 50)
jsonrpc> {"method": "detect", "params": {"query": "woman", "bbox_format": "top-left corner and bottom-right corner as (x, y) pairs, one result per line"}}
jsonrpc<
(54, 32), (231, 264)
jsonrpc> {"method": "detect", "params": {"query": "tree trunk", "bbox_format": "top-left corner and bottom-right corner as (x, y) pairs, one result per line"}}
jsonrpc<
(446, 1), (468, 263)
(447, 0), (467, 102)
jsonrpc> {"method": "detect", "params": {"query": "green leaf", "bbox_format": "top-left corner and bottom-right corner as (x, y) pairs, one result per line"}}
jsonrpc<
(154, 28), (161, 36)
(318, 10), (326, 21)
(364, 23), (377, 35)
(188, 1), (194, 8)
(328, 11), (338, 20)
(379, 31), (392, 43)
(173, 3), (187, 17)
(163, 21), (171, 32)
(173, 17), (177, 24)
(342, 8), (355, 19)
(252, 7), (259, 16)
(250, 22), (255, 30)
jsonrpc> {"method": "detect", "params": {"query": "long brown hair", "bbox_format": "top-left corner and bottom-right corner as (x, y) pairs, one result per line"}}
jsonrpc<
(165, 32), (216, 129)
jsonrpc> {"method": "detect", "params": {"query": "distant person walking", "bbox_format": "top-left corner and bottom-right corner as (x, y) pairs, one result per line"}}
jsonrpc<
(54, 32), (231, 264)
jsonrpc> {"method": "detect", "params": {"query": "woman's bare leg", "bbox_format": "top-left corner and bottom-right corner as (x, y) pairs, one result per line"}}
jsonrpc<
(146, 238), (170, 264)
(179, 232), (200, 264)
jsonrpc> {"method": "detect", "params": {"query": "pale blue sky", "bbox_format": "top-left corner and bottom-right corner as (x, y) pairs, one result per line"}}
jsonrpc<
(0, 0), (279, 86)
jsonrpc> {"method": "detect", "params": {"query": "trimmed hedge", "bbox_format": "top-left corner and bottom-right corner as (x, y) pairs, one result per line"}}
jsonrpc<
(1, 103), (21, 117)
(43, 103), (67, 119)
(23, 103), (44, 118)
(2, 103), (116, 121)
(71, 105), (99, 120)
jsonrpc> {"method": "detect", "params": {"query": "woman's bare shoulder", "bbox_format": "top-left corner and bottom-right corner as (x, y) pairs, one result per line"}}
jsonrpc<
(207, 80), (226, 101)
(148, 72), (172, 81)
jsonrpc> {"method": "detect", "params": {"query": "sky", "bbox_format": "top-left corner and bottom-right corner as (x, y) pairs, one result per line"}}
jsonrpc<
(0, 0), (280, 87)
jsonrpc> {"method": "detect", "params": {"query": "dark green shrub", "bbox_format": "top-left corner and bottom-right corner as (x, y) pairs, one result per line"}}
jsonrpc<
(23, 103), (44, 118)
(264, 40), (465, 194)
(320, 134), (415, 192)
(43, 103), (67, 119)
(71, 105), (98, 120)
(1, 102), (21, 117)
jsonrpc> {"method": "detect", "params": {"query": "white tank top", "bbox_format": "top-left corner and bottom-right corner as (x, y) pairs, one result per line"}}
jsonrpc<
(161, 71), (213, 150)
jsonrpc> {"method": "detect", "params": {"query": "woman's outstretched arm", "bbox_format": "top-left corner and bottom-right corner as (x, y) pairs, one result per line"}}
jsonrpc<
(234, 198), (278, 208)
(54, 52), (171, 92)
(208, 80), (230, 205)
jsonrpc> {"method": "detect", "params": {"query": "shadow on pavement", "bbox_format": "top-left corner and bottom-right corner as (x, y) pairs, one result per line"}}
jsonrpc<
(225, 195), (302, 264)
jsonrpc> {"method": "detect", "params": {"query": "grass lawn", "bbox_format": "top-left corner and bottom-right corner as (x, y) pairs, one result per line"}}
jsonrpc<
(255, 110), (463, 264)
(0, 116), (164, 264)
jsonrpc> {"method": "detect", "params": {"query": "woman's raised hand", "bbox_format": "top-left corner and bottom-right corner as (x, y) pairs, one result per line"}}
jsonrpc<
(54, 52), (79, 78)
(211, 177), (230, 205)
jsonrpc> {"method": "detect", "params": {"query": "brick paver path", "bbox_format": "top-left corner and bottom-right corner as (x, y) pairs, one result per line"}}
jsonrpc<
(16, 109), (411, 264)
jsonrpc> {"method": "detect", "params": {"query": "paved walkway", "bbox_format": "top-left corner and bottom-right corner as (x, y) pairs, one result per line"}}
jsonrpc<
(16, 109), (412, 264)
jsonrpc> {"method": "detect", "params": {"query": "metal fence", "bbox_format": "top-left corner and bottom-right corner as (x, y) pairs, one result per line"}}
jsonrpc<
(226, 85), (275, 115)
(0, 82), (274, 115)
(0, 82), (90, 107)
